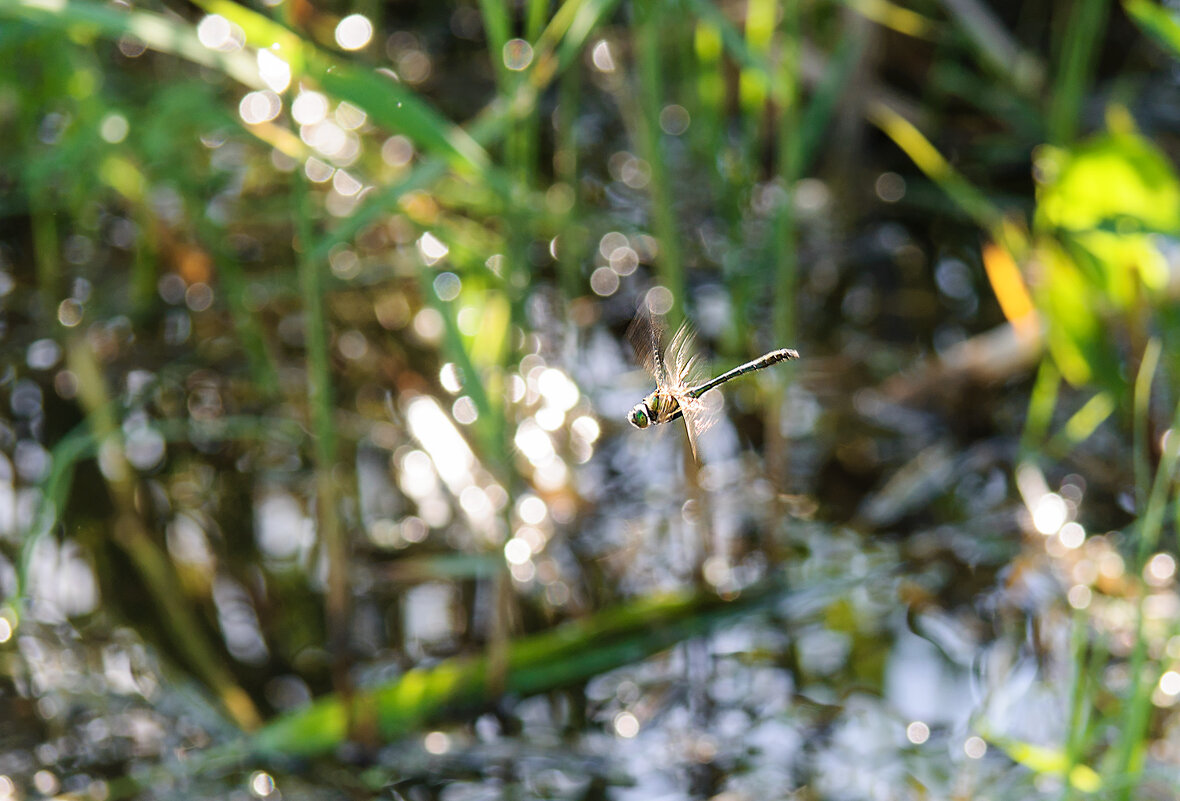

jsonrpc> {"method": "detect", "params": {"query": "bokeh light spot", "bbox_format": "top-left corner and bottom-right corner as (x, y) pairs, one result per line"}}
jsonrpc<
(503, 38), (534, 71)
(504, 537), (532, 565)
(257, 48), (291, 92)
(658, 104), (690, 135)
(248, 771), (275, 798)
(1146, 552), (1176, 586)
(1067, 584), (1092, 609)
(589, 267), (619, 296)
(613, 711), (639, 738)
(452, 396), (478, 425)
(875, 172), (906, 202)
(1032, 493), (1067, 535)
(292, 91), (329, 126)
(336, 14), (374, 50)
(423, 731), (451, 754)
(418, 232), (449, 265)
(100, 113), (129, 144)
(645, 285), (674, 316)
(239, 91), (282, 125)
(433, 271), (461, 301)
(591, 40), (615, 72)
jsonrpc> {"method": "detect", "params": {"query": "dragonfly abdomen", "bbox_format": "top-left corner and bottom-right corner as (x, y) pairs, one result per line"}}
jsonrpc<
(688, 347), (799, 398)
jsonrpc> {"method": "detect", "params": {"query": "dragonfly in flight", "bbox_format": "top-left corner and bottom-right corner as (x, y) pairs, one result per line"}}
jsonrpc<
(627, 314), (799, 459)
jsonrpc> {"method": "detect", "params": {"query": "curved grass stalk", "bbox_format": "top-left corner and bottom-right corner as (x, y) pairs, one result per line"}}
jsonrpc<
(866, 99), (1003, 232)
(0, 0), (262, 87)
(60, 336), (263, 730)
(17, 412), (305, 615)
(249, 577), (790, 756)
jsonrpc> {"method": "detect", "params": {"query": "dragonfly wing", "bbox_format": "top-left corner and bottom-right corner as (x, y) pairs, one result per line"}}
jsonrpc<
(626, 310), (667, 383)
(665, 321), (707, 388)
(677, 390), (722, 461)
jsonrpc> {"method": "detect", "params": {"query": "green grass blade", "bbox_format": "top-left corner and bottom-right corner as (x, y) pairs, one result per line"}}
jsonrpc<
(305, 0), (620, 269)
(1133, 339), (1162, 511)
(250, 579), (788, 756)
(0, 0), (262, 86)
(293, 173), (351, 686)
(1046, 391), (1116, 457)
(1049, 0), (1112, 143)
(477, 0), (512, 88)
(635, 0), (685, 321)
(1125, 0), (1180, 58)
(192, 0), (492, 174)
(867, 100), (1003, 232)
(1109, 372), (1180, 798)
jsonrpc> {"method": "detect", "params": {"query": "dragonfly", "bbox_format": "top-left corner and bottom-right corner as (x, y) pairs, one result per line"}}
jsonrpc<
(627, 314), (799, 459)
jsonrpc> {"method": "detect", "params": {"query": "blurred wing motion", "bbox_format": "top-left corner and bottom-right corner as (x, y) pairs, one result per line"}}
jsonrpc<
(626, 310), (667, 387)
(627, 313), (798, 461)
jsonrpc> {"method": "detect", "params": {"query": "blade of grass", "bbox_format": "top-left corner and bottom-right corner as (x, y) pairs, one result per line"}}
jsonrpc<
(18, 414), (304, 602)
(417, 272), (505, 476)
(1045, 390), (1116, 457)
(1021, 359), (1061, 455)
(866, 99), (1003, 232)
(943, 0), (1044, 95)
(988, 736), (1102, 792)
(64, 335), (263, 730)
(1109, 340), (1180, 799)
(1133, 338), (1161, 511)
(842, 0), (936, 39)
(794, 32), (866, 175)
(1048, 0), (1112, 144)
(477, 0), (512, 88)
(0, 0), (263, 87)
(192, 0), (493, 175)
(306, 0), (621, 268)
(1060, 607), (1098, 801)
(635, 0), (685, 322)
(27, 186), (60, 320)
(1125, 0), (1180, 58)
(197, 227), (282, 394)
(294, 173), (352, 703)
(250, 577), (790, 756)
(555, 56), (585, 299)
(772, 0), (801, 349)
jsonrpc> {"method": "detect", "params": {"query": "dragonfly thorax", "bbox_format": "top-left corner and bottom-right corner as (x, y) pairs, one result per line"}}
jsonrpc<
(628, 391), (681, 429)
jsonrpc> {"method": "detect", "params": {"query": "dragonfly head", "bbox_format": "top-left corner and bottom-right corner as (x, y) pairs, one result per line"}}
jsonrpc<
(627, 402), (651, 429)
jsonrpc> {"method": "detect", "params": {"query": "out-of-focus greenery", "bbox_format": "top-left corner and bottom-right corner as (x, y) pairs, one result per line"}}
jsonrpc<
(3, 0), (1180, 798)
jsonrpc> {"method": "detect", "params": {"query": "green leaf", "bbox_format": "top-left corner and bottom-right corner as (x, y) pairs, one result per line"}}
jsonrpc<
(1035, 133), (1180, 235)
(991, 736), (1103, 793)
(1035, 132), (1180, 301)
(1125, 0), (1180, 60)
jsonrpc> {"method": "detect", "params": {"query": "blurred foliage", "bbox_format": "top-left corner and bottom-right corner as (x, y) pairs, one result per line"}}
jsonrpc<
(2, 0), (1180, 798)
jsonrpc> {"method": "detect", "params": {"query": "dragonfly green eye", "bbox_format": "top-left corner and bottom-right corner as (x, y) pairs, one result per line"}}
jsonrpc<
(628, 405), (649, 428)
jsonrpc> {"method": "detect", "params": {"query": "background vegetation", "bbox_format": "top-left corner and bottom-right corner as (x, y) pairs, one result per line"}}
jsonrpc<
(2, 0), (1180, 797)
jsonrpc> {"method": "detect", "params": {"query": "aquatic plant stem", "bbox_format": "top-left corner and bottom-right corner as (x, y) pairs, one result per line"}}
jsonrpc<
(250, 577), (790, 756)
(555, 58), (585, 299)
(866, 99), (1002, 232)
(65, 335), (261, 729)
(1133, 339), (1161, 512)
(635, 0), (685, 323)
(764, 0), (801, 543)
(1049, 0), (1111, 144)
(294, 174), (352, 705)
(1110, 341), (1180, 799)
